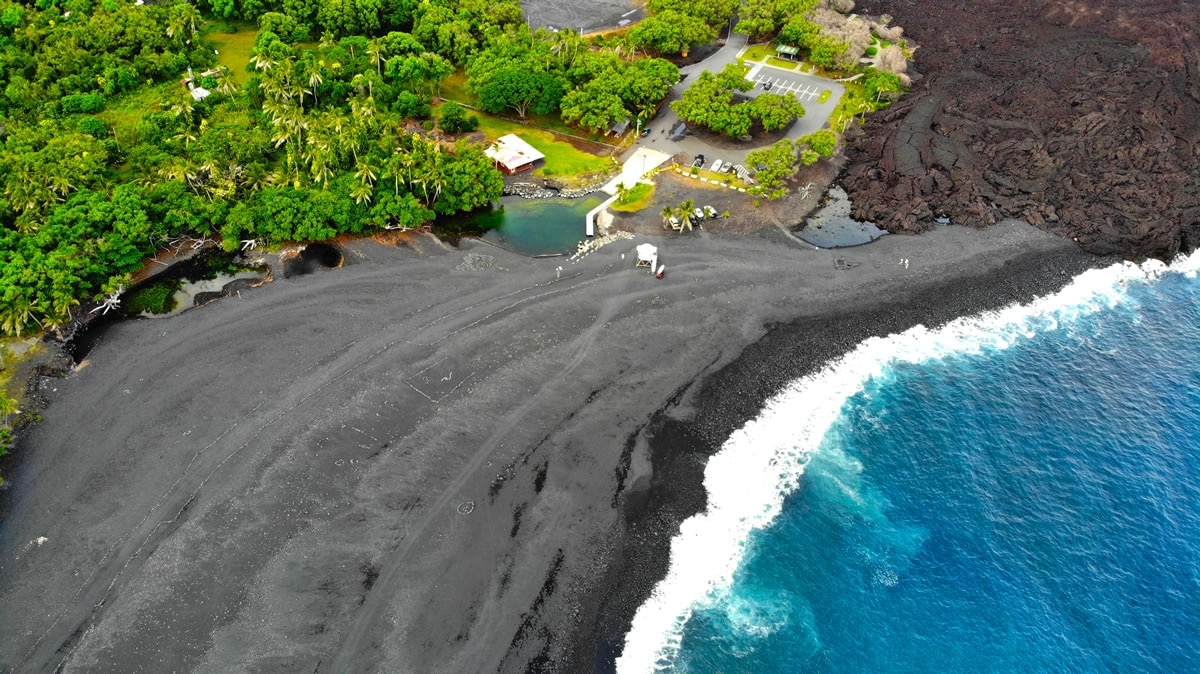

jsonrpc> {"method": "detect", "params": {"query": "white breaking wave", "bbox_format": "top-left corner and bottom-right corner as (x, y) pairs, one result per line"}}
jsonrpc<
(615, 249), (1200, 673)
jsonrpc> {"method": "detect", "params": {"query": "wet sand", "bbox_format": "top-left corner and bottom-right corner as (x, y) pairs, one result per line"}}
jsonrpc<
(0, 222), (1099, 672)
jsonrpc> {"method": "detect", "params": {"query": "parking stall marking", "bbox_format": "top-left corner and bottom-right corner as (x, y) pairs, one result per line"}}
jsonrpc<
(751, 73), (823, 102)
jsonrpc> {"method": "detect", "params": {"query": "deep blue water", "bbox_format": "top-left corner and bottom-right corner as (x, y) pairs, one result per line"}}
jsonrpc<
(620, 258), (1200, 671)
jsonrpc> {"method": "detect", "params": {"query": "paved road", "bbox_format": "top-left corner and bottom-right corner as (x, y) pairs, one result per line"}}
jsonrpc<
(624, 34), (844, 174)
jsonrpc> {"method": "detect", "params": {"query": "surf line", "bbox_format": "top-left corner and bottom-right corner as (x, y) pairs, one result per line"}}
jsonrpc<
(615, 249), (1200, 672)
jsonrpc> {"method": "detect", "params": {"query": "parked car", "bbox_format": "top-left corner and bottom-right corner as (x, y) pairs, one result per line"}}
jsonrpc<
(710, 159), (724, 173)
(692, 156), (705, 168)
(640, 127), (651, 137)
(668, 216), (680, 229)
(693, 207), (706, 221)
(762, 81), (773, 91)
(720, 162), (733, 174)
(703, 205), (717, 218)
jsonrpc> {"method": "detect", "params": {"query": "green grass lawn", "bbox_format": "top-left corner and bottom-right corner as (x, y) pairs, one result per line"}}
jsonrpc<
(438, 71), (475, 105)
(742, 43), (776, 62)
(435, 102), (613, 179)
(611, 182), (654, 212)
(767, 56), (800, 70)
(203, 21), (261, 84)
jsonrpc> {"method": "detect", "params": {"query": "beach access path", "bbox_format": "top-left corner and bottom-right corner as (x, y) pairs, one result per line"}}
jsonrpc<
(0, 222), (1097, 671)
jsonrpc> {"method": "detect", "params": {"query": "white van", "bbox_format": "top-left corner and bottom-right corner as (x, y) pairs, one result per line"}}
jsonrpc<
(710, 159), (723, 173)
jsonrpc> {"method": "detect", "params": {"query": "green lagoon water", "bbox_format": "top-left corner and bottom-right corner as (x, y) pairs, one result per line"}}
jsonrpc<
(440, 195), (604, 256)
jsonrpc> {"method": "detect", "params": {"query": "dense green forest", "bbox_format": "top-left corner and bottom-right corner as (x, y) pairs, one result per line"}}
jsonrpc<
(0, 0), (672, 337)
(0, 0), (904, 340)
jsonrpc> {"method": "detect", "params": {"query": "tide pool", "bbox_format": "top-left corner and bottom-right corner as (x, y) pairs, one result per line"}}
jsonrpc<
(438, 195), (604, 257)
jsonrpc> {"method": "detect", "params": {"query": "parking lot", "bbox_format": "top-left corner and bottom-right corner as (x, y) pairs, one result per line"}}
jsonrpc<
(623, 45), (844, 171)
(750, 72), (823, 103)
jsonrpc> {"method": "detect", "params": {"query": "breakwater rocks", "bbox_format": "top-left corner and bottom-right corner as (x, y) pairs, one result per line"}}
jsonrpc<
(504, 180), (605, 200)
(844, 0), (1200, 260)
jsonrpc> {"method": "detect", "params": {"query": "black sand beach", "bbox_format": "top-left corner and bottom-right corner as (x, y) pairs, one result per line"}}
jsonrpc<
(0, 222), (1099, 672)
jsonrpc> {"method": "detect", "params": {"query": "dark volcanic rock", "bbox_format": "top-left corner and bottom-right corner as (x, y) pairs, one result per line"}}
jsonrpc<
(845, 0), (1200, 259)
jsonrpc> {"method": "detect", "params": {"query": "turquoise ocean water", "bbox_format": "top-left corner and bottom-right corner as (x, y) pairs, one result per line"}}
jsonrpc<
(618, 253), (1200, 671)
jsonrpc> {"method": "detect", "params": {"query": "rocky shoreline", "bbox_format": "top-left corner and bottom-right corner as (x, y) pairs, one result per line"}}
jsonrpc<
(567, 231), (1104, 671)
(502, 178), (608, 200)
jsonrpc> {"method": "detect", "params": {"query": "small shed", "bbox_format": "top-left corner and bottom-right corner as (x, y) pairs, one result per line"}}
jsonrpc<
(608, 118), (631, 137)
(484, 134), (546, 175)
(635, 243), (658, 272)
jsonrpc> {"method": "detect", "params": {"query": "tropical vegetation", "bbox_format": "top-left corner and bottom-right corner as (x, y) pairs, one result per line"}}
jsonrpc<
(0, 0), (688, 338)
(745, 130), (838, 199)
(672, 63), (806, 137)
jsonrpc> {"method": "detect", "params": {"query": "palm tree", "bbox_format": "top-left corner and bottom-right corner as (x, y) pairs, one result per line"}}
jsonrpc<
(381, 151), (406, 196)
(349, 93), (377, 132)
(165, 4), (199, 41)
(0, 392), (19, 429)
(250, 52), (277, 73)
(307, 149), (334, 186)
(169, 94), (195, 127)
(353, 157), (378, 204)
(366, 38), (386, 76)
(411, 138), (446, 205)
(214, 66), (238, 96)
(660, 205), (675, 229)
(677, 199), (695, 231)
(349, 180), (374, 204)
(240, 164), (278, 194)
(46, 167), (75, 201)
(304, 58), (325, 108)
(0, 296), (36, 337)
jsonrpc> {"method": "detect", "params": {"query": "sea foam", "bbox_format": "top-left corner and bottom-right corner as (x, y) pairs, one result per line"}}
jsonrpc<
(615, 249), (1200, 672)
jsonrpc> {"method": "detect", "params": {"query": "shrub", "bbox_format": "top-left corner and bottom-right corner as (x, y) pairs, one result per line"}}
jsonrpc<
(123, 280), (181, 315)
(393, 91), (431, 119)
(258, 12), (309, 43)
(438, 103), (477, 134)
(61, 93), (105, 114)
(77, 116), (109, 138)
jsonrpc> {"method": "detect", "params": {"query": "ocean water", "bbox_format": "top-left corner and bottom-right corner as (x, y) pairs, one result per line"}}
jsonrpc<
(619, 252), (1200, 671)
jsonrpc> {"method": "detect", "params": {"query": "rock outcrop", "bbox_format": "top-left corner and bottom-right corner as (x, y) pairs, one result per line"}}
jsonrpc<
(844, 0), (1200, 259)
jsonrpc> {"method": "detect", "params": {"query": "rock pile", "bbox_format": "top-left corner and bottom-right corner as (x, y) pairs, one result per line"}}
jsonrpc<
(455, 252), (499, 272)
(569, 231), (634, 263)
(504, 178), (607, 200)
